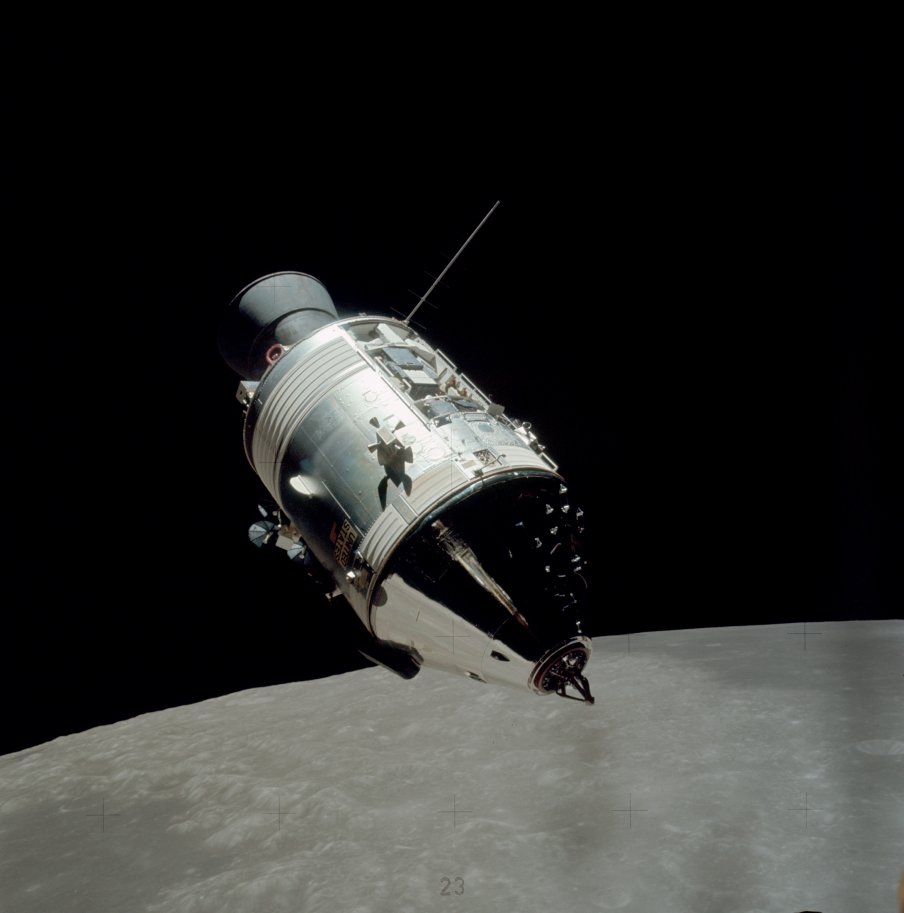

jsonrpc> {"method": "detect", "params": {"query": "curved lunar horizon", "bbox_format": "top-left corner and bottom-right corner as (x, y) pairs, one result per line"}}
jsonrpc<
(1, 621), (901, 913)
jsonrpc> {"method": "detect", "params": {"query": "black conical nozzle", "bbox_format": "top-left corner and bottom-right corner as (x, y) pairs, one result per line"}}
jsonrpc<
(218, 271), (338, 379)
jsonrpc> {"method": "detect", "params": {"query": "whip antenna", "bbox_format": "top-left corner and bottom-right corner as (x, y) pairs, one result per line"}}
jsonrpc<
(404, 200), (500, 325)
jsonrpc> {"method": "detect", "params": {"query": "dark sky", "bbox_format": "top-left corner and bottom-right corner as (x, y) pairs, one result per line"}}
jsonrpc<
(3, 45), (893, 754)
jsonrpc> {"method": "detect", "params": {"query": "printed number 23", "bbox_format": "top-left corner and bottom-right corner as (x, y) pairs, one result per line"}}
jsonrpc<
(440, 876), (465, 895)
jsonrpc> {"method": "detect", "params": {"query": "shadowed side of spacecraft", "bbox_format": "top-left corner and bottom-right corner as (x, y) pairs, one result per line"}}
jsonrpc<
(218, 266), (594, 704)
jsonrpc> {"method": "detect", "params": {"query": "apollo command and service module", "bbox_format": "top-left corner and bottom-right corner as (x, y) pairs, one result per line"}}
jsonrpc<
(218, 260), (594, 705)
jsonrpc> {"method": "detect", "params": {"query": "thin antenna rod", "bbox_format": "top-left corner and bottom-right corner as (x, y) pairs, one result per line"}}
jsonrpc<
(404, 200), (501, 325)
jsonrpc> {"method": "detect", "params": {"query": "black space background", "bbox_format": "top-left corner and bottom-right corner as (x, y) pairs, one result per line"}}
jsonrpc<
(2, 42), (896, 755)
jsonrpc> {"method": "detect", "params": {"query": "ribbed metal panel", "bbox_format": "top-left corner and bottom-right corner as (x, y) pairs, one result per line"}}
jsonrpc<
(407, 460), (471, 513)
(360, 503), (410, 576)
(360, 460), (471, 574)
(391, 497), (418, 524)
(489, 446), (554, 473)
(252, 338), (364, 497)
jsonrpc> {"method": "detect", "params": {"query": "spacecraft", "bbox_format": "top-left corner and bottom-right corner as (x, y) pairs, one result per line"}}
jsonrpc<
(218, 269), (594, 704)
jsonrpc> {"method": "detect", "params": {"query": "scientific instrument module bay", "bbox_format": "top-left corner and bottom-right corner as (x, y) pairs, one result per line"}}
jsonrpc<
(219, 272), (594, 703)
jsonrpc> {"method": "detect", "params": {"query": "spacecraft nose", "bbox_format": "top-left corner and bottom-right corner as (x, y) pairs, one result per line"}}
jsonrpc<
(530, 638), (594, 703)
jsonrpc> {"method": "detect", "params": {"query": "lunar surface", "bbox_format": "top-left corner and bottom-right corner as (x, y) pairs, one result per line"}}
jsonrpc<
(1, 621), (901, 913)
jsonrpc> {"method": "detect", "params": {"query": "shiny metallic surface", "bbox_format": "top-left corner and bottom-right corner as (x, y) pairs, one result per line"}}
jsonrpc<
(372, 474), (591, 694)
(224, 285), (594, 702)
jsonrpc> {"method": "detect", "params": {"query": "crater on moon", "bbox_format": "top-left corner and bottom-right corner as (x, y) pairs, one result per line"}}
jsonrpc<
(855, 739), (904, 755)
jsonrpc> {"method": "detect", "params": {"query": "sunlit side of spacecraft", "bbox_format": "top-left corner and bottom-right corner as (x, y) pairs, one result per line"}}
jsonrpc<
(218, 270), (594, 703)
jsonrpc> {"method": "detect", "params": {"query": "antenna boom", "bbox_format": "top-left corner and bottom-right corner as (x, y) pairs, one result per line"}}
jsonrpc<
(404, 200), (501, 325)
